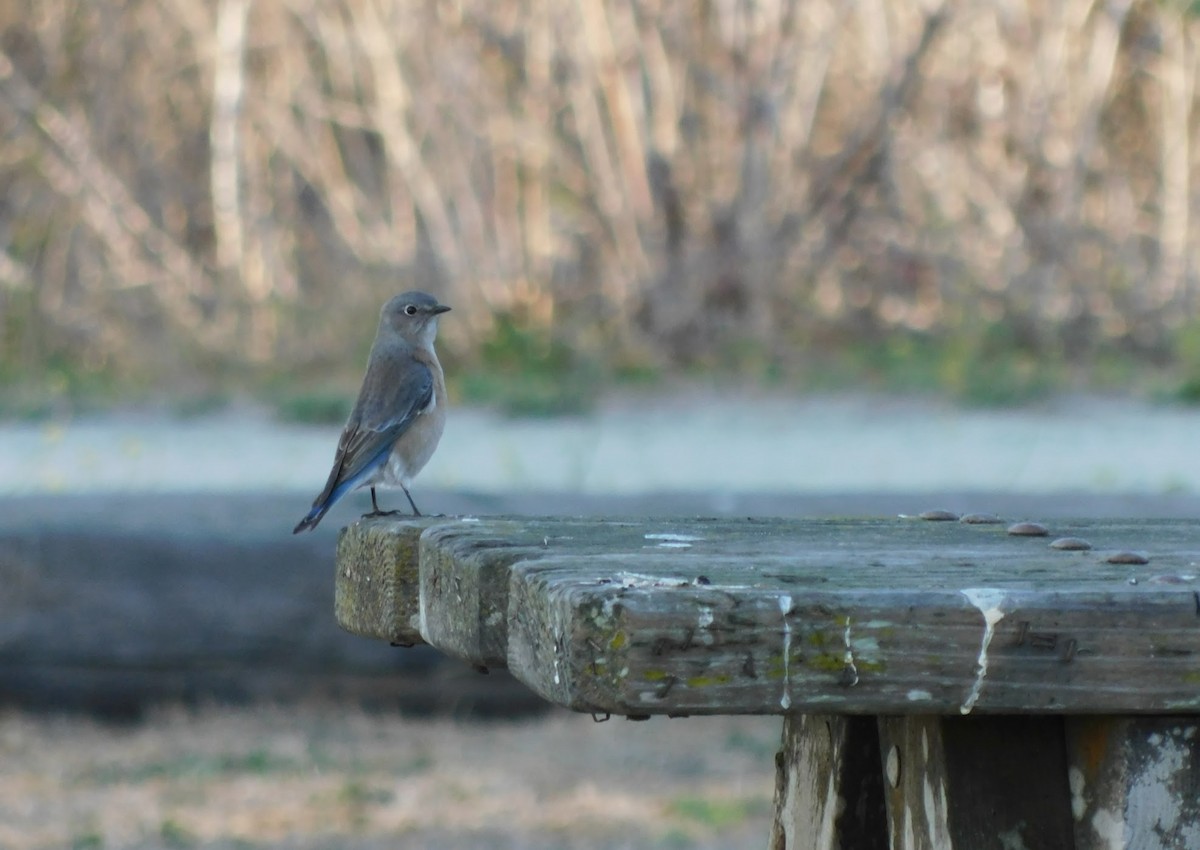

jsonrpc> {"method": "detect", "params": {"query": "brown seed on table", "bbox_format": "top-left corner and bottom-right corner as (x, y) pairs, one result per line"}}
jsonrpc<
(1008, 522), (1049, 537)
(1106, 551), (1149, 565)
(919, 509), (960, 521)
(960, 513), (1004, 524)
(1049, 537), (1092, 551)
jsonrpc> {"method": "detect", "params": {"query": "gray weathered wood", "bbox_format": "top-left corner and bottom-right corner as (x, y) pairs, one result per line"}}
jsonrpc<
(418, 519), (551, 668)
(335, 516), (1200, 715)
(335, 517), (437, 645)
(769, 714), (887, 850)
(334, 515), (1200, 849)
(877, 716), (1075, 849)
(1066, 716), (1200, 848)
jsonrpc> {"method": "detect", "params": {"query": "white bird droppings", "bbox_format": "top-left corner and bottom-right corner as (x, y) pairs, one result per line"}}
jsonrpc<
(959, 588), (1008, 715)
(779, 595), (794, 710)
(644, 532), (703, 549)
(613, 572), (690, 589)
(843, 617), (859, 686)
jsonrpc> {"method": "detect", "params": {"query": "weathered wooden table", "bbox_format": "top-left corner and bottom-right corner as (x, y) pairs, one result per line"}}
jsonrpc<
(335, 515), (1200, 849)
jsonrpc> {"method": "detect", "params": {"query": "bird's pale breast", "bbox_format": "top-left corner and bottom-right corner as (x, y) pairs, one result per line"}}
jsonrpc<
(375, 353), (446, 488)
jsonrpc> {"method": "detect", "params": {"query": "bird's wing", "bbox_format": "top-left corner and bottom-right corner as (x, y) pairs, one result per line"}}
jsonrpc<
(309, 355), (434, 510)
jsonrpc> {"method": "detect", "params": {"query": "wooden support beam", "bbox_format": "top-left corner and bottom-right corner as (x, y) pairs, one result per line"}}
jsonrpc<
(769, 714), (887, 850)
(877, 716), (1074, 849)
(1066, 716), (1200, 848)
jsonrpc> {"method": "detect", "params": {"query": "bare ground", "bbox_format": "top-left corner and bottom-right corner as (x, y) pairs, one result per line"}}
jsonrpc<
(0, 703), (780, 850)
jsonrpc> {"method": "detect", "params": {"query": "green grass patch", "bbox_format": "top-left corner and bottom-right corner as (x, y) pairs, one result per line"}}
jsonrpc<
(1171, 318), (1200, 404)
(653, 828), (695, 848)
(451, 312), (605, 417)
(82, 749), (301, 784)
(798, 328), (1066, 406)
(667, 795), (770, 829)
(6, 313), (1197, 417)
(270, 389), (353, 424)
(338, 779), (394, 806)
(169, 390), (234, 418)
(70, 832), (105, 850)
(0, 355), (130, 420)
(455, 370), (597, 417)
(159, 818), (196, 848)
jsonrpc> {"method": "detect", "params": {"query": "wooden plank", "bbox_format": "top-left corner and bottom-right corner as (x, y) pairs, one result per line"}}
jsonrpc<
(877, 716), (1074, 849)
(418, 517), (729, 667)
(334, 517), (440, 645)
(339, 516), (1200, 715)
(1066, 716), (1200, 848)
(418, 519), (556, 668)
(769, 714), (887, 850)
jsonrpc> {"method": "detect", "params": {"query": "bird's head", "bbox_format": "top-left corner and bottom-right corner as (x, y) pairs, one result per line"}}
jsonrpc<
(381, 291), (451, 346)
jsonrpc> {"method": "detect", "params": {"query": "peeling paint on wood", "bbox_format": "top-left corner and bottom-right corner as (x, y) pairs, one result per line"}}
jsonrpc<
(1066, 716), (1200, 849)
(769, 715), (887, 850)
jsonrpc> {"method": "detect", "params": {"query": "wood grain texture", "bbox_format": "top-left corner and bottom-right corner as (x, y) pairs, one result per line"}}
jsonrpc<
(336, 516), (1200, 715)
(1066, 716), (1200, 849)
(877, 716), (1074, 850)
(769, 714), (887, 850)
(334, 517), (437, 645)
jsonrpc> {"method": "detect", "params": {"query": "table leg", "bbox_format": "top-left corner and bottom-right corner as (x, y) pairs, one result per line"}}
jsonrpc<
(1066, 716), (1200, 849)
(769, 714), (887, 850)
(876, 715), (1074, 850)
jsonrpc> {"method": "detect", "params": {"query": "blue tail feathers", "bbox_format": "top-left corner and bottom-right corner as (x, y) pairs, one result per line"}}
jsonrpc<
(292, 502), (330, 534)
(292, 446), (392, 533)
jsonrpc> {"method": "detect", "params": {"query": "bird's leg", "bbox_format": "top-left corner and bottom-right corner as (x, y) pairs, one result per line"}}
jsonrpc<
(363, 486), (385, 518)
(402, 485), (422, 517)
(363, 486), (401, 519)
(363, 485), (418, 520)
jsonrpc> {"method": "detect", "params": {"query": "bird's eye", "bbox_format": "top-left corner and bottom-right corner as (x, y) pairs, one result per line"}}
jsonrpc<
(404, 304), (417, 316)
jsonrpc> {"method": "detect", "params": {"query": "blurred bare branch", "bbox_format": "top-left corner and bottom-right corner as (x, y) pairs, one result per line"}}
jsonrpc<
(1, 0), (1198, 383)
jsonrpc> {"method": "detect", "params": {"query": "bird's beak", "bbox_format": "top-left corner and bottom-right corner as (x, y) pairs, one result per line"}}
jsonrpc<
(431, 304), (451, 315)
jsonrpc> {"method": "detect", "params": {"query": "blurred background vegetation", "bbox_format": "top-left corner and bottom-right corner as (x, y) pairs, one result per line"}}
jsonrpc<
(2, 0), (1200, 417)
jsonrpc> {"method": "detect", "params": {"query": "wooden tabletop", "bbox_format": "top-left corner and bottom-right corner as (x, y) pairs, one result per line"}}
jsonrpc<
(334, 515), (1200, 717)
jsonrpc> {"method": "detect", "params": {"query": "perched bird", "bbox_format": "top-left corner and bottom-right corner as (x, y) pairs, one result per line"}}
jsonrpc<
(293, 292), (450, 533)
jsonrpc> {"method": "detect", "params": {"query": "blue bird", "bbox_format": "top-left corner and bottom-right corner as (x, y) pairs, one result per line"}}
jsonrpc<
(293, 292), (450, 533)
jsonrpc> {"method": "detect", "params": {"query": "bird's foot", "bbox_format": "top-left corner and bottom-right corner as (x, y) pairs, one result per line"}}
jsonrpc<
(362, 509), (406, 519)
